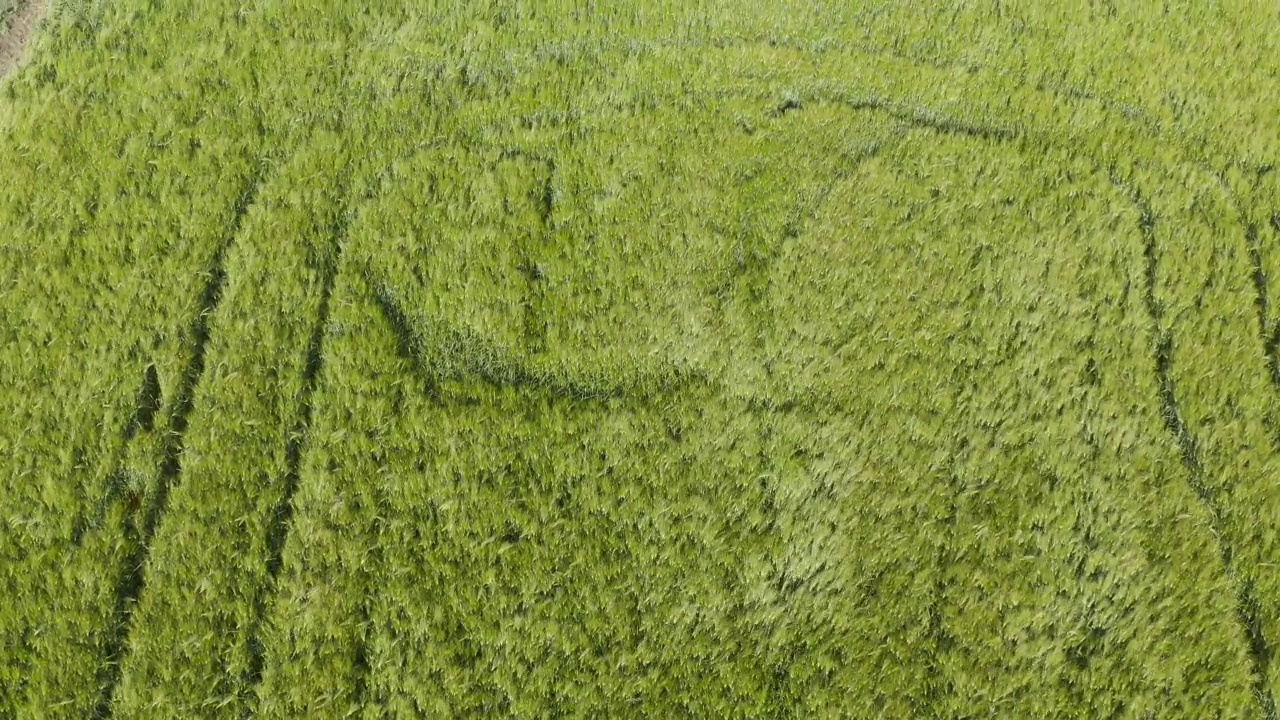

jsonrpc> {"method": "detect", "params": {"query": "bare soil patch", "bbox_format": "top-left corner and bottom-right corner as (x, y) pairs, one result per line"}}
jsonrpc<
(0, 0), (49, 81)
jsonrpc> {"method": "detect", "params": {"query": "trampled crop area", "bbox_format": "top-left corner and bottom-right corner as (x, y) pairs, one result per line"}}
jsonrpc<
(2, 2), (1280, 717)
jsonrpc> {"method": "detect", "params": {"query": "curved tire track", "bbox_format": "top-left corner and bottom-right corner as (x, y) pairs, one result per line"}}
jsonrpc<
(1113, 175), (1277, 720)
(238, 194), (353, 710)
(775, 72), (1278, 716)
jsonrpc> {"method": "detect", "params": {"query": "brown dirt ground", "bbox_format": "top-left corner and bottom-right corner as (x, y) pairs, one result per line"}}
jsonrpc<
(0, 0), (50, 81)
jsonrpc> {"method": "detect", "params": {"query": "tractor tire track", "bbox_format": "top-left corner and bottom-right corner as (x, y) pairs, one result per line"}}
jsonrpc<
(344, 502), (389, 712)
(920, 468), (960, 716)
(240, 48), (357, 711)
(781, 87), (1278, 717)
(761, 81), (1277, 715)
(519, 156), (555, 358)
(1211, 177), (1280, 410)
(70, 38), (1273, 717)
(1271, 212), (1280, 387)
(240, 196), (353, 711)
(1263, 213), (1280, 394)
(364, 267), (711, 405)
(92, 167), (267, 720)
(1114, 176), (1278, 720)
(1243, 219), (1280, 400)
(71, 364), (162, 545)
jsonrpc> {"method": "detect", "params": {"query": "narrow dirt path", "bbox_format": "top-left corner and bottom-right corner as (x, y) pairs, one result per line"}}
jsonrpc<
(0, 0), (49, 81)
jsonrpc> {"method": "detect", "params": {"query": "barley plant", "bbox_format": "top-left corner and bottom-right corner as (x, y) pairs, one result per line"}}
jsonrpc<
(1, 2), (1279, 718)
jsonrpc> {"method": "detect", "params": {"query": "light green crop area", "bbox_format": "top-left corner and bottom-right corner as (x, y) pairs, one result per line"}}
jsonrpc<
(2, 2), (1280, 718)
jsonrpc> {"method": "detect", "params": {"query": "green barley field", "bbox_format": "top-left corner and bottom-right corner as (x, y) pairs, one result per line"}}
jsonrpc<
(2, 2), (1280, 717)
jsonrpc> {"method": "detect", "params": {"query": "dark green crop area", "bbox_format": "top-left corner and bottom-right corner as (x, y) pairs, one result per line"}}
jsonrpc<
(3, 2), (1280, 718)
